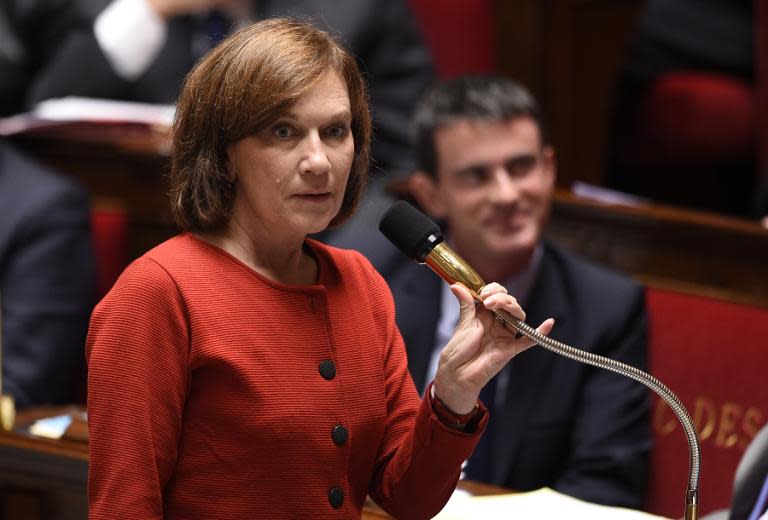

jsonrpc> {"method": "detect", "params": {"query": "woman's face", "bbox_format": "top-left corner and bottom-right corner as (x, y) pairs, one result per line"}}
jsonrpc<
(225, 72), (354, 239)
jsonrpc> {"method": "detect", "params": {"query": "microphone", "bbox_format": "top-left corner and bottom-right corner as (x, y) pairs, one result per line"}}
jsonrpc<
(380, 200), (701, 520)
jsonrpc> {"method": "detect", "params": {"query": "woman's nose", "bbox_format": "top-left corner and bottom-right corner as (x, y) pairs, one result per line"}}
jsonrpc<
(300, 132), (331, 175)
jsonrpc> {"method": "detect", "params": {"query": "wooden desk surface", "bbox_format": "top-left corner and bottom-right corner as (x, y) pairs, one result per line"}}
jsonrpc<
(0, 408), (88, 520)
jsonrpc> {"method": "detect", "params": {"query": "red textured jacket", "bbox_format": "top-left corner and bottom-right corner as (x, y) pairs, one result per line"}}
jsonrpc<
(86, 234), (485, 519)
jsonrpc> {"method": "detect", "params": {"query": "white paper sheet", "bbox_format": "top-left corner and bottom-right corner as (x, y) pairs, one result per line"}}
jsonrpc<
(434, 487), (671, 520)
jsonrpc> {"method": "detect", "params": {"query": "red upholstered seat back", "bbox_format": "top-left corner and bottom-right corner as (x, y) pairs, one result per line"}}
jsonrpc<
(645, 288), (768, 518)
(407, 0), (496, 77)
(623, 72), (755, 167)
(90, 205), (128, 298)
(75, 206), (128, 403)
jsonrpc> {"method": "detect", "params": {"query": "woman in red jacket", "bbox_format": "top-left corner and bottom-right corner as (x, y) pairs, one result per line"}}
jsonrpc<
(86, 18), (553, 519)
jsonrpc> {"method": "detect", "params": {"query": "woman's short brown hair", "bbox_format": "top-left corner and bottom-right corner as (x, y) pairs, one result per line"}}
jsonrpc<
(169, 18), (371, 232)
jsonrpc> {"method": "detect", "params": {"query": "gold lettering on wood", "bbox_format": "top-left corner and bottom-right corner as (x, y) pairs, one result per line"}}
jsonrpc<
(693, 397), (716, 441)
(715, 402), (742, 448)
(653, 397), (766, 452)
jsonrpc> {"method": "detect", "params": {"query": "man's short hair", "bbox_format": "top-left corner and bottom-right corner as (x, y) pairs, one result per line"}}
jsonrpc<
(412, 75), (547, 177)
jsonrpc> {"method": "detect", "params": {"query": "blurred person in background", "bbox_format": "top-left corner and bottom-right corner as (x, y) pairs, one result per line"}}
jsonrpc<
(1, 1), (97, 408)
(701, 422), (768, 520)
(22, 0), (434, 240)
(0, 0), (88, 116)
(0, 139), (96, 408)
(31, 0), (434, 183)
(338, 75), (651, 509)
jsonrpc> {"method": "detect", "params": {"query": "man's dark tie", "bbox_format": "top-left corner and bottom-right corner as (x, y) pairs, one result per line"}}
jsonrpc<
(465, 375), (497, 482)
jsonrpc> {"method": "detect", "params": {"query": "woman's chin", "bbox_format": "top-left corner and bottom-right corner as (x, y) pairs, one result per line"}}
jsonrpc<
(302, 216), (335, 236)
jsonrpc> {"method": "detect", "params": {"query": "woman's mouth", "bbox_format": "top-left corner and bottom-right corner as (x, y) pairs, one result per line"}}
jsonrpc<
(294, 192), (332, 202)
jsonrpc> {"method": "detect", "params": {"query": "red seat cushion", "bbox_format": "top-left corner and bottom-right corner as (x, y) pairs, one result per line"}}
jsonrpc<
(630, 72), (754, 165)
(645, 288), (768, 517)
(90, 206), (128, 298)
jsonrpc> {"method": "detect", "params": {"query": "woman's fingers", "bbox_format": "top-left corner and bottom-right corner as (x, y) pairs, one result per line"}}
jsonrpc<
(510, 318), (556, 350)
(480, 283), (526, 322)
(536, 318), (555, 338)
(445, 281), (556, 370)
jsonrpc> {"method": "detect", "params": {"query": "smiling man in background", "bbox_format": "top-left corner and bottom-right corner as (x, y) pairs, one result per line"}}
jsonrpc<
(339, 75), (652, 508)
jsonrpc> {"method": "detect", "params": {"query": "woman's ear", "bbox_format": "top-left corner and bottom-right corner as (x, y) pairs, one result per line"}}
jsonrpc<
(407, 171), (446, 218)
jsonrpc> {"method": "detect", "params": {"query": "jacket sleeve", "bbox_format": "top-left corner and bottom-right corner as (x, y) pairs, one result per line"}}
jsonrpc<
(2, 178), (95, 408)
(365, 270), (487, 520)
(86, 257), (190, 520)
(554, 285), (651, 509)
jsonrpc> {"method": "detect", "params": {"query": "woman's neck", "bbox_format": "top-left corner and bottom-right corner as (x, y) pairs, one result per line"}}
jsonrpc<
(199, 217), (318, 286)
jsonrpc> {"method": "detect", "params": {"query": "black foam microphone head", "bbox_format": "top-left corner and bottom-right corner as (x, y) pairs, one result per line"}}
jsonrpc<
(379, 201), (444, 262)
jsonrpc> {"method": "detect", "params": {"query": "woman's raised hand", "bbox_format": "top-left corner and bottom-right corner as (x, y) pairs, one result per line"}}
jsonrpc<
(432, 282), (555, 415)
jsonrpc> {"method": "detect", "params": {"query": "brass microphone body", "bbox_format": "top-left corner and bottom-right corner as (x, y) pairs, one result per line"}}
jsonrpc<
(425, 242), (486, 298)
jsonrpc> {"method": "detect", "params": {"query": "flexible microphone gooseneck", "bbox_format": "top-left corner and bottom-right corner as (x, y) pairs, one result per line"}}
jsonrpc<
(379, 200), (700, 520)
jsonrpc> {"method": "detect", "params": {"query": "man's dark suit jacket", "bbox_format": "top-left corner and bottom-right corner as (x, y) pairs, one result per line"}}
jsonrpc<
(29, 0), (434, 175)
(351, 234), (651, 509)
(0, 141), (96, 408)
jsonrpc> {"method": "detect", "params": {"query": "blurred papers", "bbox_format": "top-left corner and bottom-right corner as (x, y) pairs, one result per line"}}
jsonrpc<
(0, 97), (174, 136)
(434, 488), (670, 520)
(28, 414), (72, 440)
(571, 181), (650, 206)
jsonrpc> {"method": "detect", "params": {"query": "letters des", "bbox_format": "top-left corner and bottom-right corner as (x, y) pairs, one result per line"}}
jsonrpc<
(653, 397), (765, 451)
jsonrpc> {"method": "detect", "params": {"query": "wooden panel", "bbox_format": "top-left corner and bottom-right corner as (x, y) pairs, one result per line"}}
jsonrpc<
(495, 0), (645, 187)
(547, 189), (768, 307)
(493, 0), (543, 92)
(0, 409), (87, 520)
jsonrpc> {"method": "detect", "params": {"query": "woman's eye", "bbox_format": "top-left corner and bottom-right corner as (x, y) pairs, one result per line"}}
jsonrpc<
(326, 125), (349, 138)
(274, 125), (294, 139)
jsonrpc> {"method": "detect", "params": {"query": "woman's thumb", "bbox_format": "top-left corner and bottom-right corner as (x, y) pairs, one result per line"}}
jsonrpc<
(450, 283), (477, 326)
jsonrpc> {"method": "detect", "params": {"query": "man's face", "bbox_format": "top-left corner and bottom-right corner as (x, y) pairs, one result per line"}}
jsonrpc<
(415, 116), (555, 271)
